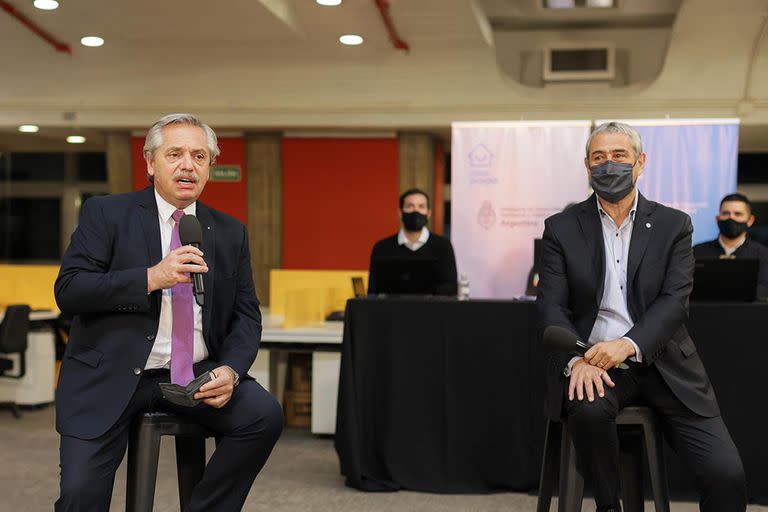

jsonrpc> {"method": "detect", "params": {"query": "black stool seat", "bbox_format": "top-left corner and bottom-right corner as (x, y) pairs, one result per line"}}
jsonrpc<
(537, 405), (671, 512)
(126, 412), (216, 512)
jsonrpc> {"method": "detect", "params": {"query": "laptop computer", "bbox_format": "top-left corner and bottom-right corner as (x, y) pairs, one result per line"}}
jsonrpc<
(372, 257), (439, 295)
(691, 258), (759, 302)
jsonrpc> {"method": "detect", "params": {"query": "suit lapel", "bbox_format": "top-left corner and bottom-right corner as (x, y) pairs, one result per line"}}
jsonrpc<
(137, 187), (163, 311)
(577, 194), (606, 306)
(627, 193), (655, 289)
(196, 202), (215, 341)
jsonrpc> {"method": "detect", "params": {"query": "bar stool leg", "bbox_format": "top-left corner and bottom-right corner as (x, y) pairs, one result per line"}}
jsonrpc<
(558, 425), (584, 512)
(619, 429), (644, 512)
(175, 436), (207, 509)
(126, 421), (162, 512)
(537, 421), (561, 512)
(642, 422), (670, 512)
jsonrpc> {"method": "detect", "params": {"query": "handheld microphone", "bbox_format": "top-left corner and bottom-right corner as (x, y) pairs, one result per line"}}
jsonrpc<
(179, 214), (205, 307)
(543, 325), (590, 354)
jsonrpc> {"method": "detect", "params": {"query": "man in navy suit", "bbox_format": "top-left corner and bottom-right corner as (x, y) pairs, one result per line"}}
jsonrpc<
(54, 113), (283, 511)
(537, 122), (745, 511)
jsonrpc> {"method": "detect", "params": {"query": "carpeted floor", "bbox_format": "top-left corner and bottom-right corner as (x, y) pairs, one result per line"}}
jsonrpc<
(1, 406), (765, 512)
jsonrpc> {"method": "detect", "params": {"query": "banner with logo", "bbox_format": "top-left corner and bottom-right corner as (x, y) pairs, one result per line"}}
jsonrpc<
(603, 119), (739, 245)
(451, 121), (593, 298)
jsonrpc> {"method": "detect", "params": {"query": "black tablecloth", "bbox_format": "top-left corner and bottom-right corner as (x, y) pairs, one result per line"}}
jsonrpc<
(334, 298), (768, 503)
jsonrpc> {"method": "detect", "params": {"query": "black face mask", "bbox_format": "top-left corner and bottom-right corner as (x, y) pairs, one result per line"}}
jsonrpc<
(718, 218), (749, 239)
(589, 160), (636, 204)
(402, 211), (428, 232)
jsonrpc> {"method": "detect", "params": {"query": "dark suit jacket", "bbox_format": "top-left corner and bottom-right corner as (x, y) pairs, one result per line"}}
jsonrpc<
(693, 237), (768, 298)
(537, 193), (719, 421)
(55, 186), (261, 440)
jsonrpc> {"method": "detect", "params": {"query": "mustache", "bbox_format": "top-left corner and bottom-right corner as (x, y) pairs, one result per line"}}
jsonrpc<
(173, 171), (198, 182)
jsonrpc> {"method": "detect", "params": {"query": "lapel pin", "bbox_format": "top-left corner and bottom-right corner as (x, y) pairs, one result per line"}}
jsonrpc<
(645, 222), (651, 228)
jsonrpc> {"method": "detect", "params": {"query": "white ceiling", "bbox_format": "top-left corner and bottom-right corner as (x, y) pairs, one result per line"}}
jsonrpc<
(0, 0), (767, 142)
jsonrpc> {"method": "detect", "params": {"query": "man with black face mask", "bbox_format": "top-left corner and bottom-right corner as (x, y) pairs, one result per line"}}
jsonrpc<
(693, 193), (768, 298)
(367, 188), (458, 295)
(537, 122), (746, 512)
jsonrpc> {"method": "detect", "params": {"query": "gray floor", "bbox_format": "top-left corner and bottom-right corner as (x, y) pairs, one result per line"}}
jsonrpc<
(1, 406), (765, 512)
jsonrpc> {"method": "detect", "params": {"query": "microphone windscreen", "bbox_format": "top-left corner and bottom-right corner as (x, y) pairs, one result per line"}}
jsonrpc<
(543, 325), (586, 354)
(179, 214), (203, 246)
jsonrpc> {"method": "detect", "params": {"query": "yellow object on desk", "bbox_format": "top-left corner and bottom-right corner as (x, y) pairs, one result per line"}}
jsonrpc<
(0, 264), (60, 311)
(269, 269), (368, 328)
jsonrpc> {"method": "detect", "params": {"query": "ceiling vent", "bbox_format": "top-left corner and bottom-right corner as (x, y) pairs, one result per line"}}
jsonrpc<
(543, 43), (615, 81)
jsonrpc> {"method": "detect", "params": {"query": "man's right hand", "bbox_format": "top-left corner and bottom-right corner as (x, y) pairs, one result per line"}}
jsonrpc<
(568, 358), (615, 402)
(147, 246), (208, 293)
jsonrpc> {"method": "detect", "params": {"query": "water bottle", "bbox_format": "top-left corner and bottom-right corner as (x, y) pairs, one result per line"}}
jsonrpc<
(458, 273), (470, 301)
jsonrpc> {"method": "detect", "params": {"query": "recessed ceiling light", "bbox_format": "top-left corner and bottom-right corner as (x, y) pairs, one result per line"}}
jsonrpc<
(33, 0), (59, 10)
(316, 0), (342, 5)
(339, 34), (363, 46)
(80, 36), (105, 47)
(18, 125), (40, 133)
(67, 135), (86, 144)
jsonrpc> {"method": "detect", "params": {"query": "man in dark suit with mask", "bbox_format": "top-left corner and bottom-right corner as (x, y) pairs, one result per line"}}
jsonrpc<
(537, 122), (746, 512)
(54, 113), (283, 511)
(693, 193), (768, 298)
(367, 188), (457, 295)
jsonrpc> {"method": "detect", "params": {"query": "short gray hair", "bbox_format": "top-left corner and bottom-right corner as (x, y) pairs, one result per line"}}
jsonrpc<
(585, 121), (643, 159)
(143, 113), (220, 165)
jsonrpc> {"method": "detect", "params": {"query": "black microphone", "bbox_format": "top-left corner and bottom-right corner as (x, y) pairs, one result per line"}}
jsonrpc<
(179, 214), (205, 307)
(543, 325), (590, 354)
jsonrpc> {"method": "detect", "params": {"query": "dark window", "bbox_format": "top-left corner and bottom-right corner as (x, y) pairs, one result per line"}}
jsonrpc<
(78, 153), (107, 181)
(737, 153), (768, 184)
(2, 153), (66, 181)
(0, 197), (61, 261)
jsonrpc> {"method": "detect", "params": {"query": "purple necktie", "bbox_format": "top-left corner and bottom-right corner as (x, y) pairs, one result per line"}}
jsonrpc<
(170, 209), (195, 385)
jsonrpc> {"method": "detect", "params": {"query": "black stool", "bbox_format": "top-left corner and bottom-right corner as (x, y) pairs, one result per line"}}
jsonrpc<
(126, 412), (215, 512)
(537, 406), (670, 512)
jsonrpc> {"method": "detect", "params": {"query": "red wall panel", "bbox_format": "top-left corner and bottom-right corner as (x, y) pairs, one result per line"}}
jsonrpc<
(282, 138), (399, 270)
(132, 136), (247, 224)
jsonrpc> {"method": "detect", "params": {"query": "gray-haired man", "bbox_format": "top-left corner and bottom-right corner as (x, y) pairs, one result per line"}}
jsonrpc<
(55, 114), (282, 511)
(537, 122), (746, 511)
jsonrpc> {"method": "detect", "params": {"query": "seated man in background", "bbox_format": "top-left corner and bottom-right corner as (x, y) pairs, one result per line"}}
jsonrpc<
(693, 193), (768, 298)
(368, 188), (458, 295)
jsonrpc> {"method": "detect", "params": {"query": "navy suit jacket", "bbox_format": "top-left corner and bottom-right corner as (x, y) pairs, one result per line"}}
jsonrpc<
(536, 193), (719, 421)
(55, 186), (262, 439)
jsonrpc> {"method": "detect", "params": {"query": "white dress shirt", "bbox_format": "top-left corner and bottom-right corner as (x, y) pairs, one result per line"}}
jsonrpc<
(566, 192), (642, 375)
(397, 227), (430, 251)
(718, 235), (746, 256)
(145, 189), (208, 370)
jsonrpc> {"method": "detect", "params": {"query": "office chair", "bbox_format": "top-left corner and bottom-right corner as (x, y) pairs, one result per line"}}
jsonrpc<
(0, 304), (31, 418)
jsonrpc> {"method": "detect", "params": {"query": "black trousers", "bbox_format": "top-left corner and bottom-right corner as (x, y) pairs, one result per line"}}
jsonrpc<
(565, 364), (746, 512)
(55, 364), (283, 512)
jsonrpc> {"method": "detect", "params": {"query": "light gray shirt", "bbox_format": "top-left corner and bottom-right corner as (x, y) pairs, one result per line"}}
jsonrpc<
(566, 192), (642, 375)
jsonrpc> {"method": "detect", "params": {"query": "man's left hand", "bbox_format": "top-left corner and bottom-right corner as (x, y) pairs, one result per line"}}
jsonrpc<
(194, 366), (237, 408)
(584, 339), (635, 370)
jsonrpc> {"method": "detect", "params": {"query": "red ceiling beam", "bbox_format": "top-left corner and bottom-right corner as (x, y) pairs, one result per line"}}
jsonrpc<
(373, 0), (409, 52)
(0, 0), (71, 54)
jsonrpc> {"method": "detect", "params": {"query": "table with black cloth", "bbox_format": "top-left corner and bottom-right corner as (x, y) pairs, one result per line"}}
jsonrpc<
(334, 298), (768, 504)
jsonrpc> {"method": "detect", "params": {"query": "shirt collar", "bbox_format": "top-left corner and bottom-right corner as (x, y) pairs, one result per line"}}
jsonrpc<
(596, 190), (639, 223)
(154, 188), (196, 224)
(398, 227), (430, 246)
(718, 235), (747, 255)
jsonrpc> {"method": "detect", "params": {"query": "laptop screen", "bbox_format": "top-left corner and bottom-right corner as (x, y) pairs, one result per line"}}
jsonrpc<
(691, 258), (759, 302)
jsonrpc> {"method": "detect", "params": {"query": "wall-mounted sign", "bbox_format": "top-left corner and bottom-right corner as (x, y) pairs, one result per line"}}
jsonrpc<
(210, 165), (242, 182)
